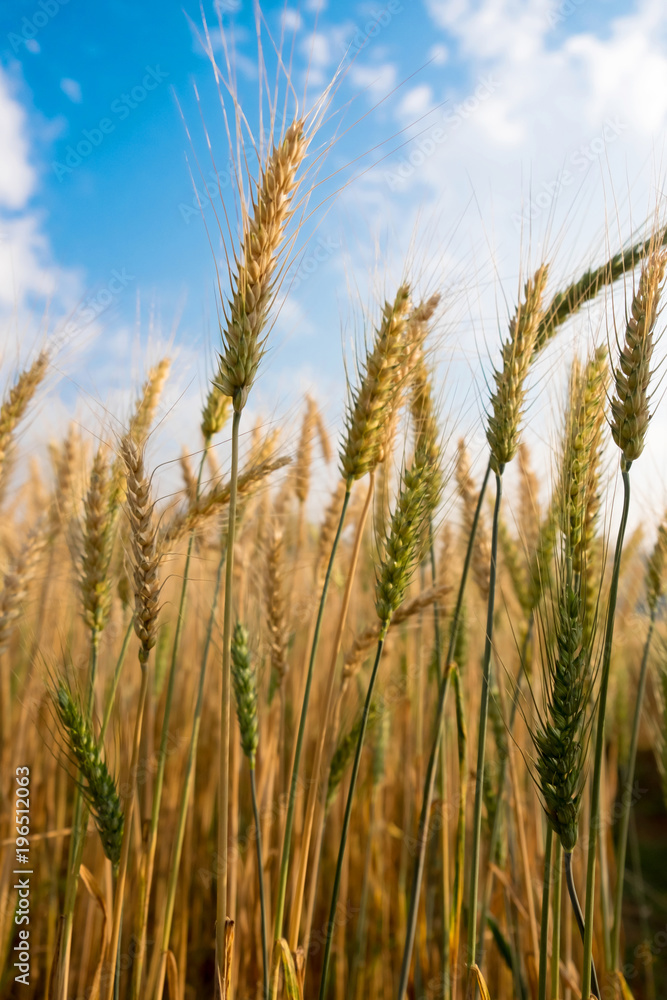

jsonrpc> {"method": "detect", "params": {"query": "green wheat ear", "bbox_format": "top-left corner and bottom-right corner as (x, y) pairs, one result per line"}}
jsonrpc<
(231, 621), (259, 768)
(54, 681), (124, 868)
(533, 570), (591, 852)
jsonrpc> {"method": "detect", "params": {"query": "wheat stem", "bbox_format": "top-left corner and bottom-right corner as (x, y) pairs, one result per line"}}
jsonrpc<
(581, 466), (631, 999)
(103, 663), (149, 1000)
(216, 409), (242, 977)
(466, 470), (503, 977)
(538, 824), (553, 1000)
(429, 525), (450, 993)
(450, 665), (467, 1000)
(288, 474), (373, 956)
(476, 618), (534, 973)
(100, 615), (134, 743)
(611, 607), (656, 971)
(154, 540), (226, 1000)
(250, 766), (269, 1000)
(564, 851), (600, 999)
(57, 629), (99, 1000)
(132, 444), (208, 999)
(551, 839), (563, 1000)
(398, 458), (492, 1000)
(273, 487), (351, 942)
(317, 635), (386, 1000)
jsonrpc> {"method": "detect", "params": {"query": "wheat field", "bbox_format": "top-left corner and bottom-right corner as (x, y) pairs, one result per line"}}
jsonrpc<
(2, 18), (667, 1000)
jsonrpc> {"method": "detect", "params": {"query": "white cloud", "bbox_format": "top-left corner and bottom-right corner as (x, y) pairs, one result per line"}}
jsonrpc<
(0, 67), (81, 318)
(0, 215), (78, 308)
(427, 0), (554, 61)
(397, 85), (434, 121)
(303, 31), (330, 69)
(349, 61), (398, 101)
(0, 71), (36, 210)
(428, 43), (449, 65)
(282, 9), (303, 32)
(60, 78), (83, 103)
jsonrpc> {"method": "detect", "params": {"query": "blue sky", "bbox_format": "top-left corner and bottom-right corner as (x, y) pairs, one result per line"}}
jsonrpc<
(1, 0), (667, 512)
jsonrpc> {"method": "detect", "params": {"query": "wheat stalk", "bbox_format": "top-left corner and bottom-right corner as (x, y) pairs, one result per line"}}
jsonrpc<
(228, 621), (268, 998)
(320, 439), (441, 1000)
(103, 435), (161, 1000)
(582, 247), (667, 999)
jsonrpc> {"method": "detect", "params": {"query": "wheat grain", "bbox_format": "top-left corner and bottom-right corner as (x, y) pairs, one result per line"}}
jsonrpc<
(80, 447), (114, 635)
(340, 285), (411, 484)
(610, 249), (667, 466)
(120, 437), (161, 662)
(54, 681), (124, 867)
(214, 121), (309, 412)
(487, 265), (548, 473)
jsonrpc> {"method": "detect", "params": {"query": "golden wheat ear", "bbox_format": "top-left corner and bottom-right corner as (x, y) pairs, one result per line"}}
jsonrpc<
(0, 351), (49, 499)
(610, 249), (667, 467)
(213, 121), (310, 414)
(120, 436), (161, 663)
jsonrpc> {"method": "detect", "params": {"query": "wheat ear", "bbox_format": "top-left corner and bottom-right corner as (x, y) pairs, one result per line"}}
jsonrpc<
(610, 249), (667, 466)
(487, 265), (549, 472)
(0, 351), (49, 495)
(214, 120), (308, 413)
(54, 682), (124, 867)
(535, 225), (667, 351)
(80, 446), (115, 636)
(340, 285), (412, 484)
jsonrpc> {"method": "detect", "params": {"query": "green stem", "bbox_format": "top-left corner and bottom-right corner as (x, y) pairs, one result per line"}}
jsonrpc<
(86, 630), (100, 719)
(598, 751), (613, 970)
(349, 789), (377, 999)
(429, 525), (450, 988)
(466, 469), (503, 976)
(476, 617), (534, 972)
(251, 766), (269, 1000)
(132, 445), (209, 999)
(154, 541), (226, 1000)
(318, 634), (385, 1000)
(114, 902), (122, 1000)
(538, 825), (553, 1000)
(564, 851), (599, 999)
(611, 607), (656, 970)
(551, 839), (562, 1000)
(273, 486), (352, 941)
(397, 458), (492, 1000)
(217, 409), (242, 975)
(581, 464), (631, 999)
(449, 666), (467, 993)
